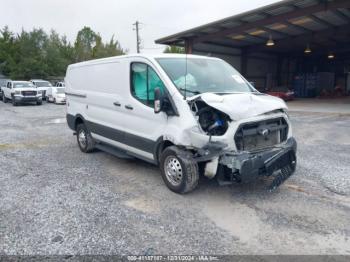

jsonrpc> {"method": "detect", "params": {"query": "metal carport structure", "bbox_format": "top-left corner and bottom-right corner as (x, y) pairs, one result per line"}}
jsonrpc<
(156, 0), (350, 96)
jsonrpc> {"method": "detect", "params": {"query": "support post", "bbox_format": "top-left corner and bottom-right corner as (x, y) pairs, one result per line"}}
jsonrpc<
(185, 39), (193, 54)
(241, 48), (248, 76)
(277, 55), (283, 86)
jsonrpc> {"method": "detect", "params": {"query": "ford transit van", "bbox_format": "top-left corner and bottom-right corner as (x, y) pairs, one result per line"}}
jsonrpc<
(65, 54), (297, 194)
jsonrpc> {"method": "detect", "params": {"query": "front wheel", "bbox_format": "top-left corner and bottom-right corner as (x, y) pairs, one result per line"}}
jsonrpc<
(159, 146), (199, 194)
(36, 101), (42, 105)
(3, 94), (8, 103)
(76, 123), (95, 153)
(12, 99), (17, 106)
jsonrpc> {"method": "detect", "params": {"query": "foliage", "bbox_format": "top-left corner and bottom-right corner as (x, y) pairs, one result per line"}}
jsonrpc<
(0, 26), (126, 79)
(163, 45), (185, 54)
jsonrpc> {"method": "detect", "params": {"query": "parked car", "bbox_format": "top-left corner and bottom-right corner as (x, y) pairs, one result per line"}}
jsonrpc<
(65, 54), (297, 194)
(266, 86), (295, 101)
(2, 80), (42, 106)
(0, 78), (12, 101)
(55, 82), (65, 87)
(30, 79), (52, 100)
(46, 85), (66, 104)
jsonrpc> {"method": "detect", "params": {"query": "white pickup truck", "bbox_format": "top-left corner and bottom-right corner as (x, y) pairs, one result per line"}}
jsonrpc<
(30, 79), (53, 100)
(2, 81), (43, 106)
(0, 78), (11, 101)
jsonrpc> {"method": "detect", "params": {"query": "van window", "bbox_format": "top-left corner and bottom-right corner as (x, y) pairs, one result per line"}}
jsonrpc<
(131, 63), (165, 107)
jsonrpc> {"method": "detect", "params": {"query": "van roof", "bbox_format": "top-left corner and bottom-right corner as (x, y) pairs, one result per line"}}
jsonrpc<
(68, 54), (220, 69)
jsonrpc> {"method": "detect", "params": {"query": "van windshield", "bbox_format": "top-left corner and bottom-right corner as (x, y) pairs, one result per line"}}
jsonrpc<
(156, 58), (256, 96)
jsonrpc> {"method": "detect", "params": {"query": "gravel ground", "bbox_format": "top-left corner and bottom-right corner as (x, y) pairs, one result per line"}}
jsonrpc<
(0, 101), (349, 255)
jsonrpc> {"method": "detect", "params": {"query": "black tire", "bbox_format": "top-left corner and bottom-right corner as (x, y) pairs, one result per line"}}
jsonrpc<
(36, 101), (42, 105)
(54, 98), (56, 104)
(12, 99), (17, 106)
(3, 93), (8, 103)
(159, 146), (199, 194)
(76, 123), (95, 153)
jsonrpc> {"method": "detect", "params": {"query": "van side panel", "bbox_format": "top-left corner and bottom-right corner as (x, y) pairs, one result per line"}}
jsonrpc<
(66, 60), (127, 128)
(66, 58), (158, 161)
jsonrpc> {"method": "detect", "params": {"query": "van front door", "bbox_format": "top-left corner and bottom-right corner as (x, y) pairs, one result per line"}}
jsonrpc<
(122, 61), (168, 161)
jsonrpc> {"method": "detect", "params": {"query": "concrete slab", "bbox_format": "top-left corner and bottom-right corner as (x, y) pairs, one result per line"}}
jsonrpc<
(287, 97), (350, 114)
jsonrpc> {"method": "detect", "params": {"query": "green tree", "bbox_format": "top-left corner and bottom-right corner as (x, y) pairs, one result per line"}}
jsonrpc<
(163, 45), (185, 54)
(74, 26), (98, 62)
(0, 26), (126, 79)
(102, 36), (126, 57)
(45, 30), (67, 77)
(0, 26), (16, 77)
(12, 28), (49, 79)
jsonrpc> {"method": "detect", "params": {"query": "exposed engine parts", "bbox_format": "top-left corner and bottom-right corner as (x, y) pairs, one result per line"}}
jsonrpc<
(190, 99), (230, 136)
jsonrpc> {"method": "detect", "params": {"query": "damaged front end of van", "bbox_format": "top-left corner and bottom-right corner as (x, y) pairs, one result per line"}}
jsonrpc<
(186, 92), (297, 190)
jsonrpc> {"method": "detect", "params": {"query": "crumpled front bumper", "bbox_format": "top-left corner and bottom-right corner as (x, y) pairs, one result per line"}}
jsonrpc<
(196, 138), (297, 189)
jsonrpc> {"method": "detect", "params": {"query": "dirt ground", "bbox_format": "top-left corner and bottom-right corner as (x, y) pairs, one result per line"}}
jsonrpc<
(0, 100), (349, 255)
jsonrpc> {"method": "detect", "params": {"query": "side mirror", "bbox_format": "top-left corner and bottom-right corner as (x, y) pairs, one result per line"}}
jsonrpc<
(154, 87), (162, 114)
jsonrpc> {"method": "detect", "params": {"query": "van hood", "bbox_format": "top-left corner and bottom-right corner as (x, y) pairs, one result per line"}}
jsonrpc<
(189, 92), (287, 121)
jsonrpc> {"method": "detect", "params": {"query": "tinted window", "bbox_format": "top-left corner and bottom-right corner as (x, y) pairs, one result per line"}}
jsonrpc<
(131, 63), (165, 107)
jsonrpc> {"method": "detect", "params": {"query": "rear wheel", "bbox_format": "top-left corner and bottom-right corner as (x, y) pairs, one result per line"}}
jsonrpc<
(3, 93), (8, 103)
(160, 146), (199, 194)
(76, 123), (95, 153)
(36, 101), (42, 105)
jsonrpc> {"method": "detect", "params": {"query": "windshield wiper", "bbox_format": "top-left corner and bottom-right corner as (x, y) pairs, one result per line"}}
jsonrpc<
(179, 88), (201, 95)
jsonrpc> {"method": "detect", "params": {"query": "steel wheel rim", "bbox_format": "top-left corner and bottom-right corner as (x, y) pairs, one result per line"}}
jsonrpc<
(78, 129), (87, 148)
(164, 156), (183, 186)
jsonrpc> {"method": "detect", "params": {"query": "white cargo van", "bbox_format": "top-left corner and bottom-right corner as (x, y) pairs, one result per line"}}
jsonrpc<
(65, 54), (297, 194)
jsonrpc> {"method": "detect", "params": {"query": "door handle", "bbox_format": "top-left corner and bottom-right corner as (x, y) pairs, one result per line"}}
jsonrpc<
(113, 101), (121, 107)
(125, 105), (133, 110)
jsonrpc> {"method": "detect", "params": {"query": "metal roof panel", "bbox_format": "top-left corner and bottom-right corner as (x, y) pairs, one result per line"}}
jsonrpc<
(316, 10), (349, 25)
(155, 0), (343, 45)
(293, 0), (319, 8)
(264, 5), (295, 16)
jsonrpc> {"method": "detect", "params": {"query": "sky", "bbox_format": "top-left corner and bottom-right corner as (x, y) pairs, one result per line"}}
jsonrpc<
(0, 0), (280, 53)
